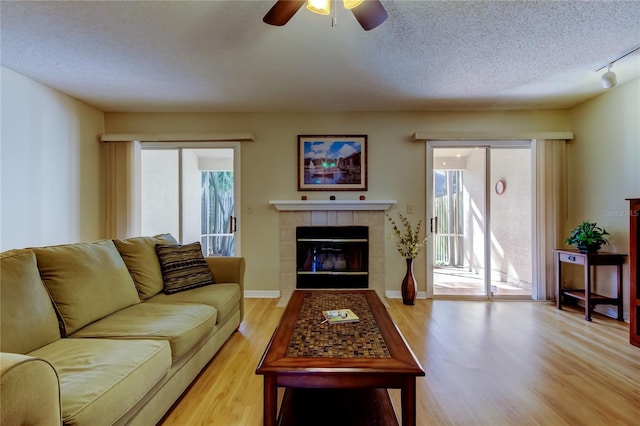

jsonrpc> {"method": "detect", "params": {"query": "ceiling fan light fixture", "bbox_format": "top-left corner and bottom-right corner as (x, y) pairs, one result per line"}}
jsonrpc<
(264, 0), (387, 30)
(343, 0), (364, 9)
(601, 64), (617, 89)
(307, 0), (331, 15)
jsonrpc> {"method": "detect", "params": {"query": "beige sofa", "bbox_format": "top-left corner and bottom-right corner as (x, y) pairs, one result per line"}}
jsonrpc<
(0, 235), (245, 425)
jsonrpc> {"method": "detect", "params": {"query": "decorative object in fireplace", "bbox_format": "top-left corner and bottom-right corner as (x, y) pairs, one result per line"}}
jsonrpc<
(296, 226), (368, 289)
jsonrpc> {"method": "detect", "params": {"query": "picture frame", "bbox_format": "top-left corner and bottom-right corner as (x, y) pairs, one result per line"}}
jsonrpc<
(298, 135), (368, 191)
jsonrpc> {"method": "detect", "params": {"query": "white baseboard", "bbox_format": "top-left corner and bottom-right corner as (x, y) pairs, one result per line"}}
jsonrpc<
(385, 290), (428, 299)
(244, 290), (280, 298)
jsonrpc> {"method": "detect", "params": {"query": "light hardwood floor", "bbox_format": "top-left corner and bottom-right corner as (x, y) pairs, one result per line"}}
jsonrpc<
(160, 298), (640, 425)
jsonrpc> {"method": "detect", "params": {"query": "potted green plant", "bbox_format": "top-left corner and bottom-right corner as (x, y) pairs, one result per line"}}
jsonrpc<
(564, 221), (610, 253)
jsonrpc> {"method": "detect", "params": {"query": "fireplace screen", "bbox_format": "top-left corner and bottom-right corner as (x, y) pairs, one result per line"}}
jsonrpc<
(296, 226), (368, 289)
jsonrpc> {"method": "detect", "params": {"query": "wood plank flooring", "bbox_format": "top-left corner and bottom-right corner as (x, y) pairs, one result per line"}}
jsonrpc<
(160, 298), (640, 425)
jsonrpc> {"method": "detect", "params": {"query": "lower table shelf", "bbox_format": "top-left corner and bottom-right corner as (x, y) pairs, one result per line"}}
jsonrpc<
(561, 289), (619, 304)
(277, 388), (399, 426)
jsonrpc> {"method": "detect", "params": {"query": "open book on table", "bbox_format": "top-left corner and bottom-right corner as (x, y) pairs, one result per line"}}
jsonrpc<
(321, 309), (360, 324)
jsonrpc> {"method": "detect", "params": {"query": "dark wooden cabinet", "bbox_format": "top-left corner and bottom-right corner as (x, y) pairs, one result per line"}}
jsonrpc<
(628, 198), (640, 348)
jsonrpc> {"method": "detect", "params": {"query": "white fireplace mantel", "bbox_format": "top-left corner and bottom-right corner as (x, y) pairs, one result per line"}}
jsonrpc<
(269, 199), (396, 211)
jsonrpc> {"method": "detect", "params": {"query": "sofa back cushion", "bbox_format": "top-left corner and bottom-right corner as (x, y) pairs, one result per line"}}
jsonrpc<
(113, 233), (177, 299)
(33, 240), (140, 336)
(0, 249), (60, 353)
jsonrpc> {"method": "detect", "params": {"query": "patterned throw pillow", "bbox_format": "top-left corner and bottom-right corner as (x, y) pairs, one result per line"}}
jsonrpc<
(155, 242), (215, 294)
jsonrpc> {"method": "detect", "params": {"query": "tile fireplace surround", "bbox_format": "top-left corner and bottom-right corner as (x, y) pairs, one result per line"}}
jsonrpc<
(271, 200), (395, 305)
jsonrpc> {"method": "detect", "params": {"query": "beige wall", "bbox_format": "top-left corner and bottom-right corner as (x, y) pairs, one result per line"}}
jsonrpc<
(566, 79), (640, 312)
(104, 110), (571, 293)
(1, 67), (105, 250)
(5, 65), (635, 299)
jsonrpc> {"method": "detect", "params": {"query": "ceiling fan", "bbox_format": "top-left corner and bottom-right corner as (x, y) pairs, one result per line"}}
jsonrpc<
(263, 0), (388, 31)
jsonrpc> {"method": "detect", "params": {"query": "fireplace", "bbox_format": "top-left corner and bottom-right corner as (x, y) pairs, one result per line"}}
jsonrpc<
(296, 226), (368, 289)
(270, 199), (395, 304)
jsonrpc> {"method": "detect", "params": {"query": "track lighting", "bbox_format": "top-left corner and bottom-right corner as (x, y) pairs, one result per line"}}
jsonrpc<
(601, 64), (617, 89)
(596, 44), (640, 90)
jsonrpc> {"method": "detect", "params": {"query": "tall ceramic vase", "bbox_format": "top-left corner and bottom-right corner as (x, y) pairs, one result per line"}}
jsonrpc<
(402, 258), (417, 305)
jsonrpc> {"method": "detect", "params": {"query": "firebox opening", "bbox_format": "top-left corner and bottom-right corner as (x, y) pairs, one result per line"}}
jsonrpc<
(296, 226), (369, 289)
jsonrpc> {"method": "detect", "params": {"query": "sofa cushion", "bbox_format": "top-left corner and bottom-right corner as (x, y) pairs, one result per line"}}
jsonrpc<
(29, 338), (171, 426)
(113, 233), (177, 300)
(71, 302), (216, 362)
(155, 242), (215, 294)
(148, 283), (241, 326)
(0, 249), (60, 353)
(33, 240), (140, 336)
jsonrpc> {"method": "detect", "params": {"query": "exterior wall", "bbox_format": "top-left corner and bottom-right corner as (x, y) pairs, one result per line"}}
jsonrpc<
(0, 67), (105, 250)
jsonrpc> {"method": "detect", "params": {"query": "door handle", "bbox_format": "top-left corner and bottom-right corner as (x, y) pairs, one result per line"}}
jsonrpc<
(229, 216), (237, 233)
(430, 217), (438, 234)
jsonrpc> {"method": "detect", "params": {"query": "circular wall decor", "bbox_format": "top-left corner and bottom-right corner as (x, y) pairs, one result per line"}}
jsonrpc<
(495, 179), (506, 195)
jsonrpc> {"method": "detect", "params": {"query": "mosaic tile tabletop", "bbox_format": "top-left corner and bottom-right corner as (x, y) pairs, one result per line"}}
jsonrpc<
(286, 292), (391, 358)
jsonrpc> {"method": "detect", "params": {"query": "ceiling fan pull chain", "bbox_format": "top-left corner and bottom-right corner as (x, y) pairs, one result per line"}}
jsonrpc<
(332, 0), (337, 27)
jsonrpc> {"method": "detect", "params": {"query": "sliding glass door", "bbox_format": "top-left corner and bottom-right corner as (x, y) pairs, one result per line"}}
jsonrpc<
(140, 147), (238, 256)
(428, 143), (532, 299)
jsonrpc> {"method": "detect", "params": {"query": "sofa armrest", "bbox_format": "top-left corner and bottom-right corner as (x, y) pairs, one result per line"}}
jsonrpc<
(1, 352), (62, 425)
(205, 256), (245, 321)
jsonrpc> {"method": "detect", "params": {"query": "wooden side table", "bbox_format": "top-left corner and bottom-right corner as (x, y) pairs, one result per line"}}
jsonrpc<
(554, 249), (627, 321)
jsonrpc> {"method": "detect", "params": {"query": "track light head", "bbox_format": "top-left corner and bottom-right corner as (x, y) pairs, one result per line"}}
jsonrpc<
(601, 64), (617, 89)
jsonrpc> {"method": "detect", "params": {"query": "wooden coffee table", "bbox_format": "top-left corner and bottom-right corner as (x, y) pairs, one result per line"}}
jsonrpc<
(255, 290), (425, 426)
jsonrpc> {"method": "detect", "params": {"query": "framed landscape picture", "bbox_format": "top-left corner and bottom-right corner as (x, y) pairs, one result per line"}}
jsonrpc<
(298, 135), (368, 191)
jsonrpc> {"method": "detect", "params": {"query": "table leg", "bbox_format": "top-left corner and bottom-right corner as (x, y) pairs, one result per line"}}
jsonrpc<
(401, 379), (417, 426)
(556, 254), (563, 310)
(263, 376), (277, 426)
(584, 263), (592, 321)
(617, 264), (624, 321)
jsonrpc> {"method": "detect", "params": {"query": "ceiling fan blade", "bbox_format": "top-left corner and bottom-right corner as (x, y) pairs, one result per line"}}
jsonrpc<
(351, 0), (388, 31)
(263, 0), (306, 26)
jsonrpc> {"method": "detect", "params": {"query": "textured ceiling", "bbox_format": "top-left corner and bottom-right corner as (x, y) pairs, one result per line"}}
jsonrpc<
(2, 0), (639, 112)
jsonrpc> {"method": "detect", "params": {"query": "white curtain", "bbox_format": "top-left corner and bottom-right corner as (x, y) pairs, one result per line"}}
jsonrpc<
(533, 139), (568, 300)
(104, 140), (140, 239)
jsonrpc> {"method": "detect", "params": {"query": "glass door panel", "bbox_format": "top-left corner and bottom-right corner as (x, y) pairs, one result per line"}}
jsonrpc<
(141, 150), (180, 238)
(489, 148), (532, 297)
(140, 148), (235, 256)
(432, 147), (488, 296)
(200, 169), (234, 256)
